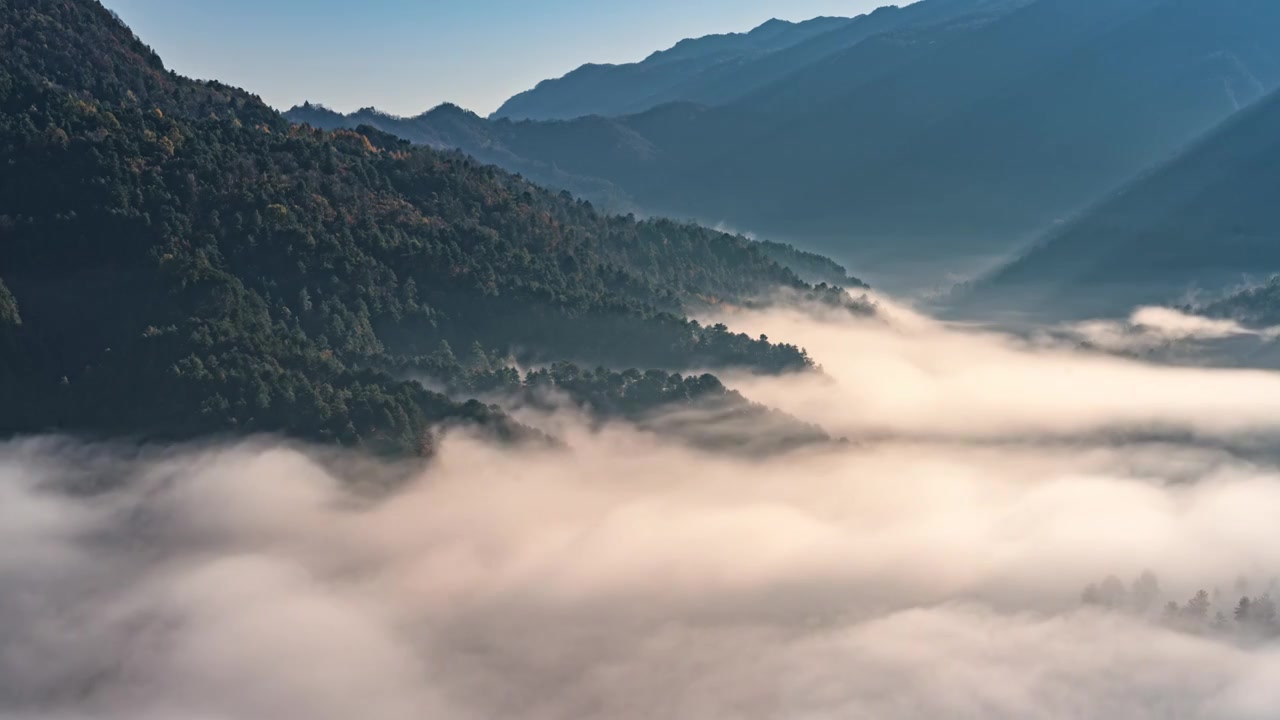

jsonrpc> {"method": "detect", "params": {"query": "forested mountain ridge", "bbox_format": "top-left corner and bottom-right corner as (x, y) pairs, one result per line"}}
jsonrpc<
(300, 0), (1280, 290)
(285, 101), (644, 214)
(958, 87), (1280, 320)
(285, 101), (871, 289)
(0, 0), (851, 455)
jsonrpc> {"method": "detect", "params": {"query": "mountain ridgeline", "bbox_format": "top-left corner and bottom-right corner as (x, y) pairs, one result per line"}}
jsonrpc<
(295, 0), (1280, 289)
(0, 0), (865, 455)
(491, 15), (856, 122)
(281, 103), (871, 291)
(490, 0), (1037, 122)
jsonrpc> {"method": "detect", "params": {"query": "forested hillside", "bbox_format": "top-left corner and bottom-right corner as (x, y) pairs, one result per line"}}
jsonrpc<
(0, 0), (846, 454)
(286, 101), (643, 213)
(285, 101), (871, 288)
(393, 350), (835, 453)
(961, 88), (1280, 320)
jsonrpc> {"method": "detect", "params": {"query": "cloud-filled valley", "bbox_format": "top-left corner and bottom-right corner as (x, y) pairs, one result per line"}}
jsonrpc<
(8, 299), (1280, 719)
(13, 1), (1280, 717)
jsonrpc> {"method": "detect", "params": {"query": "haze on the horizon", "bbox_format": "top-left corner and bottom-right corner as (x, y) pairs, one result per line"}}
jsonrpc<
(99, 0), (906, 117)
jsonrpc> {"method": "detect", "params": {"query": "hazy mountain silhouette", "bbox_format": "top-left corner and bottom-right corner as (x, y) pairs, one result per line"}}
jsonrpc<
(492, 0), (1039, 123)
(295, 0), (1280, 292)
(492, 16), (855, 121)
(958, 88), (1280, 320)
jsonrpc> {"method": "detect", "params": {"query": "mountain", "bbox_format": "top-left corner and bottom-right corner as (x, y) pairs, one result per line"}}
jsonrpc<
(285, 102), (642, 212)
(285, 102), (870, 288)
(0, 0), (863, 455)
(491, 16), (855, 122)
(490, 0), (1040, 123)
(298, 0), (1280, 292)
(957, 88), (1280, 320)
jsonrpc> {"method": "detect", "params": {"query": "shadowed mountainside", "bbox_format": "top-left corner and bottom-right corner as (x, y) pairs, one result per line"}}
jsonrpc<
(958, 88), (1280, 320)
(296, 0), (1280, 290)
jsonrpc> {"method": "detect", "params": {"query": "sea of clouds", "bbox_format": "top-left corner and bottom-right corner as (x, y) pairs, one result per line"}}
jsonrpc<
(6, 295), (1280, 719)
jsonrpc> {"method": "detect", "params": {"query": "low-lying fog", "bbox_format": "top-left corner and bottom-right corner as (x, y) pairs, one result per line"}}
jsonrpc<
(7, 294), (1280, 719)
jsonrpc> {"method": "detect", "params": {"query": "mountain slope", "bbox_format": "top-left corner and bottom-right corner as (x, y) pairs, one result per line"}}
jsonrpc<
(285, 102), (869, 287)
(691, 0), (1034, 115)
(491, 16), (854, 121)
(490, 0), (1037, 122)
(303, 0), (1280, 290)
(286, 102), (646, 212)
(958, 88), (1280, 319)
(647, 0), (1280, 271)
(0, 0), (852, 454)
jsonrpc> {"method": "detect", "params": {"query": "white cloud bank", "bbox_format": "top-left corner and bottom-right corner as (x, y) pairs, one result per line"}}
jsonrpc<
(8, 297), (1280, 719)
(1066, 306), (1280, 354)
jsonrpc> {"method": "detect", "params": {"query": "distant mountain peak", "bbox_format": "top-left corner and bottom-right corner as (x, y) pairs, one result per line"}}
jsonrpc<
(288, 102), (488, 128)
(748, 17), (820, 38)
(426, 102), (478, 117)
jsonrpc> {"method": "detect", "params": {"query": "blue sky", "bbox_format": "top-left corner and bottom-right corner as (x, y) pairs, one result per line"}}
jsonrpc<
(101, 0), (903, 117)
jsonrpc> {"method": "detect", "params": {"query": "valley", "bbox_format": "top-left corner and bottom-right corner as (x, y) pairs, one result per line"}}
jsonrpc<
(5, 0), (1280, 718)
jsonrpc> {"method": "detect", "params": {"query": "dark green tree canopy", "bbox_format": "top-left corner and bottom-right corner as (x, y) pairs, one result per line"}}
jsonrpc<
(0, 0), (845, 454)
